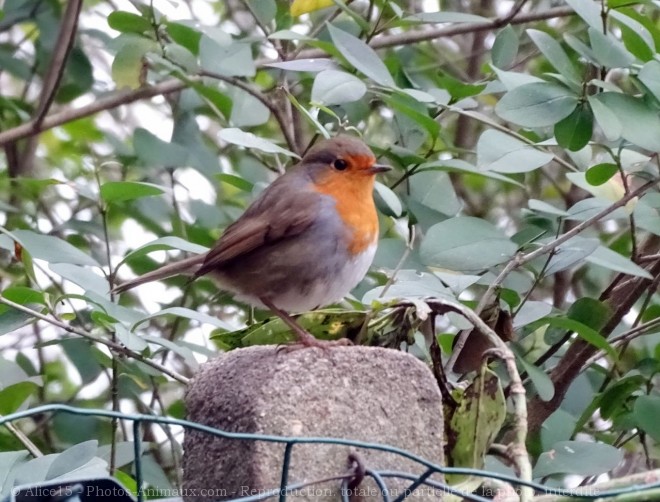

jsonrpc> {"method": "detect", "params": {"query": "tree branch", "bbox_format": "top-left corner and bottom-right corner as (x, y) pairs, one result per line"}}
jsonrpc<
(18, 0), (84, 174)
(0, 79), (188, 147)
(527, 235), (660, 436)
(0, 297), (189, 385)
(290, 6), (575, 57)
(199, 70), (298, 154)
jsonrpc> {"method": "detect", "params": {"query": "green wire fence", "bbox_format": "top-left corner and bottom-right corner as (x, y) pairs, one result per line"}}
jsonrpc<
(2, 404), (660, 502)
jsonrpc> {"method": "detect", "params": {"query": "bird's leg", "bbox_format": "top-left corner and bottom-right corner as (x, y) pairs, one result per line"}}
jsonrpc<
(259, 297), (352, 348)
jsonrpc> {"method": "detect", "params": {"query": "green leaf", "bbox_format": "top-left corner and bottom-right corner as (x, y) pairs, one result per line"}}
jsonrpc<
(542, 316), (617, 360)
(49, 264), (109, 295)
(134, 128), (189, 167)
(409, 170), (461, 215)
(0, 381), (39, 414)
(387, 92), (439, 141)
(107, 11), (152, 34)
(565, 0), (602, 29)
(227, 86), (270, 127)
(213, 310), (366, 349)
(199, 33), (255, 77)
(374, 181), (402, 217)
(311, 70), (367, 105)
(420, 217), (518, 272)
(111, 37), (156, 89)
(586, 163), (618, 186)
(587, 245), (653, 279)
(100, 181), (166, 203)
(611, 10), (655, 62)
(191, 83), (233, 119)
(285, 91), (331, 138)
(61, 338), (104, 384)
(638, 60), (660, 103)
(513, 301), (552, 329)
(115, 324), (148, 352)
(528, 199), (569, 217)
(476, 129), (553, 173)
(166, 22), (201, 54)
(591, 92), (660, 151)
(543, 236), (599, 275)
(118, 236), (208, 269)
(327, 24), (395, 87)
(446, 368), (506, 484)
(245, 0), (276, 25)
(46, 440), (98, 480)
(589, 28), (635, 68)
(0, 229), (99, 267)
(495, 82), (578, 127)
(362, 270), (452, 304)
(554, 103), (593, 151)
(0, 304), (36, 336)
(634, 395), (660, 442)
(218, 128), (299, 157)
(527, 29), (580, 84)
(534, 441), (623, 477)
(492, 25), (519, 69)
(216, 173), (254, 192)
(599, 375), (646, 420)
(419, 159), (525, 188)
(587, 95), (622, 141)
(132, 307), (233, 331)
(512, 345), (554, 401)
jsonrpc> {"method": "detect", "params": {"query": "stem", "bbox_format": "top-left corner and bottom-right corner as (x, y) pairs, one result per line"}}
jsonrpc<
(0, 297), (189, 384)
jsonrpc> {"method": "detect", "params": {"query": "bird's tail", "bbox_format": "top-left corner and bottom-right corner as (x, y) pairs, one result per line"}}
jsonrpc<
(113, 254), (206, 294)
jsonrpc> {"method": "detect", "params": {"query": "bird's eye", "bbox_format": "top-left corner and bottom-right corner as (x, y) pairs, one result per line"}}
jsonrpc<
(333, 159), (348, 170)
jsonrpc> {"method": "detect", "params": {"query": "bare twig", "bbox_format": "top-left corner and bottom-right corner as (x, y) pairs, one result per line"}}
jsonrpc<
(0, 79), (188, 147)
(0, 297), (189, 384)
(0, 6), (576, 150)
(19, 0), (84, 174)
(1, 419), (43, 458)
(423, 298), (533, 502)
(477, 179), (658, 320)
(289, 6), (575, 57)
(199, 70), (298, 154)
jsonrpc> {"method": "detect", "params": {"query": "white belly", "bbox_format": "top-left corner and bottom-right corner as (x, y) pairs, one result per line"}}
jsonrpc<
(238, 243), (377, 313)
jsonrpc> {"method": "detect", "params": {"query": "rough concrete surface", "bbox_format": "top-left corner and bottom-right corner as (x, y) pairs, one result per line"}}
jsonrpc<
(182, 346), (445, 501)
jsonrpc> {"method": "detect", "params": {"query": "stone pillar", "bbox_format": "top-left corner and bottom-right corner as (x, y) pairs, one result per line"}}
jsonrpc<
(183, 346), (444, 500)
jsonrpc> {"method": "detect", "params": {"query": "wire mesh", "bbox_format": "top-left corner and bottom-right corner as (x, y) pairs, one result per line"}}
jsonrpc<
(2, 404), (660, 501)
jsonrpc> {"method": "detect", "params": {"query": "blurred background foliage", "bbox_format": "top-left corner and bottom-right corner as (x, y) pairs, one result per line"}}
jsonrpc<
(1, 0), (660, 498)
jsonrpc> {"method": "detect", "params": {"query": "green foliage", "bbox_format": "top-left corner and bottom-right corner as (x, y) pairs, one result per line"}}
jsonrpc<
(1, 0), (660, 498)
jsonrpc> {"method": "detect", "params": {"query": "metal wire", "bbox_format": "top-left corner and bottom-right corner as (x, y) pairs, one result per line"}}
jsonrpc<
(2, 404), (660, 501)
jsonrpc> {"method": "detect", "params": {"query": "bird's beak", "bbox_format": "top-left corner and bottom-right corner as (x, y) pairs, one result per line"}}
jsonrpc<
(369, 163), (391, 174)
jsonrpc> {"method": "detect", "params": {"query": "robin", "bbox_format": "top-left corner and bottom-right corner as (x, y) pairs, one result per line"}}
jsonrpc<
(114, 135), (390, 348)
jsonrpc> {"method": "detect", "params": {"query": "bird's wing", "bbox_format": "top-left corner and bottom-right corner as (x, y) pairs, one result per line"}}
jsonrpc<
(195, 188), (320, 276)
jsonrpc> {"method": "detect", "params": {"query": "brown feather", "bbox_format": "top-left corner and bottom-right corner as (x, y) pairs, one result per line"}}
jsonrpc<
(195, 188), (319, 276)
(112, 254), (205, 294)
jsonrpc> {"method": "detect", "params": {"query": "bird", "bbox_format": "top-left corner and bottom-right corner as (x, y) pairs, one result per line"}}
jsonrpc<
(114, 135), (391, 348)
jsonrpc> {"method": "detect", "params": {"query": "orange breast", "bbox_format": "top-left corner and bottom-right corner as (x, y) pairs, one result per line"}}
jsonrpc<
(313, 172), (379, 254)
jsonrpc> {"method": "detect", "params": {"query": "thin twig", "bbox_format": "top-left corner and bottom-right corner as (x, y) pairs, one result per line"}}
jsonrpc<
(199, 70), (298, 154)
(0, 79), (188, 147)
(477, 180), (658, 323)
(19, 0), (84, 173)
(1, 419), (43, 458)
(0, 7), (576, 149)
(0, 297), (189, 384)
(289, 6), (575, 57)
(423, 298), (533, 502)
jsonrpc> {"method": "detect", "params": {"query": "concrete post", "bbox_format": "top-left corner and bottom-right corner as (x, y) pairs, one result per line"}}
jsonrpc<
(183, 346), (444, 500)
